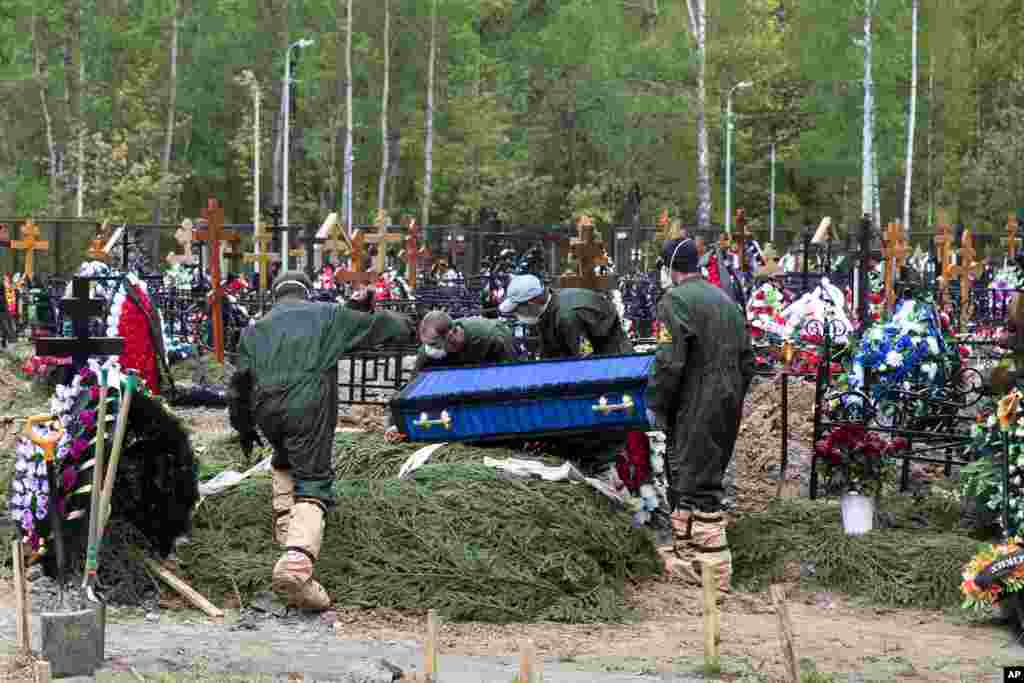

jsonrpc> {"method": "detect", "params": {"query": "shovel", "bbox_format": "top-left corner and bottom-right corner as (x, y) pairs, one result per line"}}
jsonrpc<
(82, 366), (110, 601)
(24, 415), (67, 608)
(96, 369), (139, 539)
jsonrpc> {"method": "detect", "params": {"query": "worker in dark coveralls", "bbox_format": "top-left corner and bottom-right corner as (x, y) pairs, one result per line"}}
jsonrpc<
(385, 311), (516, 442)
(498, 274), (632, 357)
(227, 271), (415, 610)
(645, 238), (755, 592)
(499, 274), (633, 471)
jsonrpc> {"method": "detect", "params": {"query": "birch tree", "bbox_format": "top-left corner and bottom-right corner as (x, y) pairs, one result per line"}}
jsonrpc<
(32, 9), (59, 214)
(685, 0), (710, 230)
(377, 0), (391, 212)
(422, 0), (438, 238)
(902, 0), (919, 232)
(861, 0), (875, 220)
(343, 0), (354, 232)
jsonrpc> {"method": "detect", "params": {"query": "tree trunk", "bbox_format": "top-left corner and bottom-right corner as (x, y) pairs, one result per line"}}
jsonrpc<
(63, 0), (81, 216)
(388, 126), (401, 210)
(422, 0), (439, 239)
(377, 0), (391, 212)
(109, 0), (124, 131)
(902, 0), (918, 232)
(686, 0), (710, 230)
(343, 0), (354, 232)
(33, 10), (60, 215)
(861, 0), (874, 219)
(927, 54), (935, 226)
(270, 0), (289, 210)
(153, 0), (181, 261)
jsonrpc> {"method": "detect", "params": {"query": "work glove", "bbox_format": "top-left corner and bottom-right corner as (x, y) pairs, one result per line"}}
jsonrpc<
(240, 430), (265, 460)
(384, 426), (407, 444)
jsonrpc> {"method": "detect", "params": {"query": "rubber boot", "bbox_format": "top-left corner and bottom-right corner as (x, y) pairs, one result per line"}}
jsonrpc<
(658, 509), (702, 582)
(689, 511), (732, 594)
(271, 500), (331, 610)
(271, 467), (294, 547)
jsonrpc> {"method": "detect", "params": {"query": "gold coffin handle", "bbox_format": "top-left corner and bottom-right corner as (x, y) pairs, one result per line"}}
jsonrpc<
(592, 394), (635, 416)
(414, 410), (453, 430)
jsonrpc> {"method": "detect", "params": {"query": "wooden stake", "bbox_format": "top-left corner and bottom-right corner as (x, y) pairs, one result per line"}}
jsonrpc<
(701, 561), (719, 669)
(425, 609), (439, 679)
(769, 584), (800, 683)
(143, 558), (224, 618)
(518, 640), (537, 683)
(34, 660), (51, 683)
(12, 540), (30, 654)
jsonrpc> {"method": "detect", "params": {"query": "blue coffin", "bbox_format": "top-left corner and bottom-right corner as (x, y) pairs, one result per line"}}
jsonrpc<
(390, 353), (656, 442)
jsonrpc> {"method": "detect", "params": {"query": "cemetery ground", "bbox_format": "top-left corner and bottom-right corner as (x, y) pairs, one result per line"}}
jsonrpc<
(0, 345), (1021, 681)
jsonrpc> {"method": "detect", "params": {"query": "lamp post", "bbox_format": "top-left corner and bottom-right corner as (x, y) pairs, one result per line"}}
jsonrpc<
(725, 80), (753, 234)
(282, 37), (315, 270)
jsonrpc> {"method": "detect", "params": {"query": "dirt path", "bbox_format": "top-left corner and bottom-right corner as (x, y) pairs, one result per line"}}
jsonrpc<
(1, 578), (1018, 681)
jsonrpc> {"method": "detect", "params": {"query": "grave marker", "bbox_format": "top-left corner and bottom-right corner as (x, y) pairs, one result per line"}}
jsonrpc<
(405, 219), (421, 289)
(365, 209), (403, 274)
(335, 231), (375, 290)
(934, 210), (955, 307)
(244, 222), (279, 292)
(946, 228), (984, 329)
(734, 208), (751, 273)
(87, 222), (110, 263)
(12, 220), (49, 280)
(1004, 212), (1021, 262)
(881, 221), (908, 314)
(33, 277), (124, 372)
(559, 215), (613, 291)
(194, 199), (236, 363)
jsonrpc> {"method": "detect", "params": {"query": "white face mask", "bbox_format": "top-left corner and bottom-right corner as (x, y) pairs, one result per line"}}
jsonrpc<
(660, 267), (672, 289)
(422, 345), (447, 359)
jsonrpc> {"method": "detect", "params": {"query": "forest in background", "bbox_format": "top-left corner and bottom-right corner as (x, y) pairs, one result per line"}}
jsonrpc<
(1, 0), (1023, 259)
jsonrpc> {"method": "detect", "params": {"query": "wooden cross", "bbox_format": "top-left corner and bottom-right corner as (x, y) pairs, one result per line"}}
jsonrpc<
(733, 208), (751, 273)
(404, 219), (421, 290)
(194, 198), (237, 363)
(87, 221), (110, 262)
(934, 210), (955, 307)
(33, 277), (124, 373)
(881, 221), (909, 314)
(166, 219), (196, 266)
(335, 231), (376, 290)
(12, 220), (49, 280)
(364, 209), (403, 273)
(1004, 213), (1021, 262)
(946, 228), (984, 329)
(244, 222), (280, 291)
(322, 219), (352, 264)
(559, 215), (613, 290)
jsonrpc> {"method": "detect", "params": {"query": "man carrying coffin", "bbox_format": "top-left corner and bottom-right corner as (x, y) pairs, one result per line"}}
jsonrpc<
(646, 238), (756, 592)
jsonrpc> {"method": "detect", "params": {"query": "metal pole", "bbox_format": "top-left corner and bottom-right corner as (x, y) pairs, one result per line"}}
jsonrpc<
(282, 47), (291, 271)
(725, 93), (733, 234)
(254, 83), (261, 280)
(770, 141), (776, 243)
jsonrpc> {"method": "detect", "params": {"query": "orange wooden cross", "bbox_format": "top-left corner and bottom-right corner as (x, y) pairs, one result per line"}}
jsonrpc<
(244, 222), (280, 291)
(194, 199), (237, 363)
(335, 231), (376, 290)
(881, 221), (909, 314)
(559, 215), (613, 290)
(322, 218), (351, 264)
(1004, 213), (1021, 261)
(365, 209), (403, 274)
(11, 220), (48, 279)
(934, 209), (955, 307)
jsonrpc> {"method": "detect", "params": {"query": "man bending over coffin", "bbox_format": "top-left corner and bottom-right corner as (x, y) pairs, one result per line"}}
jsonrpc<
(385, 311), (517, 442)
(228, 271), (416, 610)
(498, 274), (632, 357)
(498, 274), (633, 471)
(645, 238), (755, 593)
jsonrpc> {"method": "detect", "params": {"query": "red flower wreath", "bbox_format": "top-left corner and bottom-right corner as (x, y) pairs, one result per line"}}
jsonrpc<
(117, 284), (160, 395)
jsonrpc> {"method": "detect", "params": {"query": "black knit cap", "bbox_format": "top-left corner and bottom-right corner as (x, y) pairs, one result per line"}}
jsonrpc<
(661, 238), (699, 273)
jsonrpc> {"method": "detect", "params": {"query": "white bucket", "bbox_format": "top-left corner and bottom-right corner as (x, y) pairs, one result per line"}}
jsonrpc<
(840, 492), (875, 536)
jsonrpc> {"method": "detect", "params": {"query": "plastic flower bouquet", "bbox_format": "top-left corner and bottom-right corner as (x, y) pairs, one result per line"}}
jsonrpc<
(746, 282), (788, 344)
(814, 423), (909, 495)
(961, 537), (1024, 610)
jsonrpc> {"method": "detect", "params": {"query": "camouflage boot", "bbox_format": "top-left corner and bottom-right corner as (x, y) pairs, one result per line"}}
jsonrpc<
(658, 509), (702, 582)
(271, 467), (294, 547)
(689, 511), (732, 594)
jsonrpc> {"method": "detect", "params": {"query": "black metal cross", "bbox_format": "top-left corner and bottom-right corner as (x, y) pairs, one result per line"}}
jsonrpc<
(34, 276), (124, 375)
(299, 222), (326, 279)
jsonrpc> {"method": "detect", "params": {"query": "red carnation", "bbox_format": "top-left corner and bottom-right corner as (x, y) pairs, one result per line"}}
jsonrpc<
(755, 291), (766, 301)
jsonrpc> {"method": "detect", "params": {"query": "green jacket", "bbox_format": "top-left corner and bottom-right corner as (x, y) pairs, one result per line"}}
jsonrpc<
(414, 316), (516, 373)
(645, 277), (754, 506)
(537, 288), (632, 358)
(228, 300), (414, 494)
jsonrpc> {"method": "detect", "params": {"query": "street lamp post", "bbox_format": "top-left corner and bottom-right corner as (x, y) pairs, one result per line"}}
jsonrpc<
(282, 37), (314, 271)
(725, 80), (753, 234)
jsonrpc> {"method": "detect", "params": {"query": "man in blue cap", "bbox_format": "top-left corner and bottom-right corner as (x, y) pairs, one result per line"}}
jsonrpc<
(498, 274), (632, 358)
(646, 238), (755, 592)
